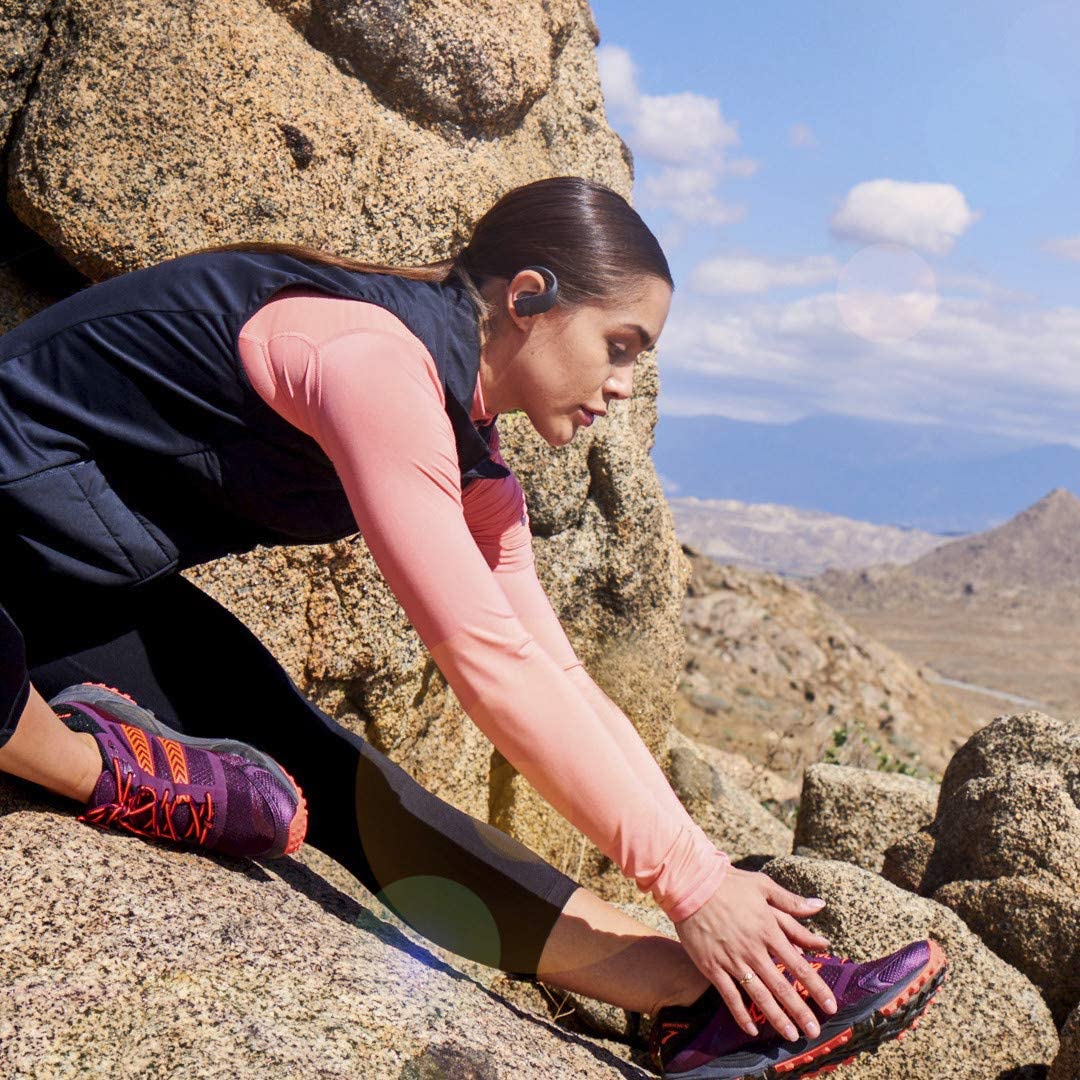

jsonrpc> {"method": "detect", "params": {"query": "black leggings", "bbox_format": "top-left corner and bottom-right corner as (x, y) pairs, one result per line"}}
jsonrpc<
(0, 572), (579, 975)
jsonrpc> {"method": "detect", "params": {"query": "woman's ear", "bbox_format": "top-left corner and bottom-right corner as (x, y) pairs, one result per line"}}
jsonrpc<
(507, 267), (556, 327)
(512, 266), (558, 316)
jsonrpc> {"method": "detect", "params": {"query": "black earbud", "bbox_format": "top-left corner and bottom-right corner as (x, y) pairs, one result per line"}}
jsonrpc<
(512, 265), (559, 316)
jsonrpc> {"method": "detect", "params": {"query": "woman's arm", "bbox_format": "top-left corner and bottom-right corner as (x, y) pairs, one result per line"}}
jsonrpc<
(239, 300), (728, 920)
(462, 427), (717, 834)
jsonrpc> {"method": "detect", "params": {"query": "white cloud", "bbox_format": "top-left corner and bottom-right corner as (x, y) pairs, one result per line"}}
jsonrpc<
(632, 92), (740, 166)
(830, 180), (981, 255)
(789, 123), (818, 149)
(936, 272), (1030, 301)
(597, 43), (749, 235)
(691, 253), (839, 294)
(1042, 234), (1080, 261)
(656, 290), (1080, 446)
(596, 44), (639, 113)
(640, 168), (746, 226)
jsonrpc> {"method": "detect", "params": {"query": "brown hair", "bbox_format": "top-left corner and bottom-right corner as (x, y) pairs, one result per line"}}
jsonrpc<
(188, 175), (673, 344)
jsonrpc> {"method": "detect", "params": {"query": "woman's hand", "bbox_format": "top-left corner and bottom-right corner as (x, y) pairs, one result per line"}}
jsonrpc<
(673, 867), (838, 1041)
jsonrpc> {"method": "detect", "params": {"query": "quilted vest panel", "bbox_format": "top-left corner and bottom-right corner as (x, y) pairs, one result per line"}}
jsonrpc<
(0, 250), (508, 589)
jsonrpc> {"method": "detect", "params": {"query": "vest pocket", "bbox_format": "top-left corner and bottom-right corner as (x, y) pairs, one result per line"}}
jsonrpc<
(1, 459), (179, 588)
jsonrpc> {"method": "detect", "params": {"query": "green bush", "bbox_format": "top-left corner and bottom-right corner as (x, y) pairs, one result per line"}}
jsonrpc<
(821, 717), (923, 778)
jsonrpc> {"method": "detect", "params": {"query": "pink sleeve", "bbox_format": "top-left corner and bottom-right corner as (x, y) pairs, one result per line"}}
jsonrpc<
(463, 432), (731, 920)
(238, 295), (730, 921)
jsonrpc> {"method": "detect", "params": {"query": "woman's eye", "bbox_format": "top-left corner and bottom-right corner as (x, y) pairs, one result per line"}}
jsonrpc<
(608, 342), (629, 361)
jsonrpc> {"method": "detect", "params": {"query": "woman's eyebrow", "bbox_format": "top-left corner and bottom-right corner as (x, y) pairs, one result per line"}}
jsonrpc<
(619, 323), (655, 349)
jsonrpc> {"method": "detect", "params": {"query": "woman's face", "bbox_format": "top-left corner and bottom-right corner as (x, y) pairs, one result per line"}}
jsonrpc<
(481, 272), (673, 447)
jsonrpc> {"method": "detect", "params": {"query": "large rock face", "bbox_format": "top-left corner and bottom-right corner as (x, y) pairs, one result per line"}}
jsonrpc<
(0, 782), (650, 1077)
(274, 0), (586, 134)
(883, 711), (1080, 1027)
(0, 0), (687, 909)
(0, 0), (51, 153)
(6, 0), (622, 276)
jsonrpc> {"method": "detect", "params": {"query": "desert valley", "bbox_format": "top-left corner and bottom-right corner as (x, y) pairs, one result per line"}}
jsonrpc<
(670, 487), (1080, 786)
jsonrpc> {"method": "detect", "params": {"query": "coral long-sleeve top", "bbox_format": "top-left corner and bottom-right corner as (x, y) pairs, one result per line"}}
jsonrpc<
(237, 286), (730, 922)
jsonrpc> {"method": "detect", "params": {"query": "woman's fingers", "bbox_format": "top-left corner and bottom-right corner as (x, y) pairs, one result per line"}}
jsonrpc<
(773, 908), (832, 953)
(769, 933), (839, 1018)
(675, 869), (841, 1042)
(767, 881), (828, 919)
(737, 952), (814, 1042)
(709, 967), (761, 1038)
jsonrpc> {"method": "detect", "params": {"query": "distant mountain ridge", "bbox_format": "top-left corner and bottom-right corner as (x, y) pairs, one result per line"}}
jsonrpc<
(654, 412), (1080, 533)
(668, 496), (948, 578)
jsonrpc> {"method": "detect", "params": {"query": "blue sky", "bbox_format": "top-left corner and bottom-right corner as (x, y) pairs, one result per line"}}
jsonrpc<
(589, 1), (1080, 445)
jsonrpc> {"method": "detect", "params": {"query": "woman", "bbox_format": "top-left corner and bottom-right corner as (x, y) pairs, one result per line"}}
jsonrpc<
(0, 176), (945, 1078)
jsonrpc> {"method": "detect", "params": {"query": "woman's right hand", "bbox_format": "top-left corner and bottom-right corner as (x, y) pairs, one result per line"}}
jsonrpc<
(673, 867), (839, 1041)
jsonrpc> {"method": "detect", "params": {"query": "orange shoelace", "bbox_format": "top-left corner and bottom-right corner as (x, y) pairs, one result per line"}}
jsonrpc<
(79, 757), (215, 845)
(747, 959), (827, 1027)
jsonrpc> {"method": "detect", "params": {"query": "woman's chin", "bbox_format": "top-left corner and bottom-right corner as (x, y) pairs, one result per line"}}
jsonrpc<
(553, 422), (578, 447)
(533, 416), (578, 447)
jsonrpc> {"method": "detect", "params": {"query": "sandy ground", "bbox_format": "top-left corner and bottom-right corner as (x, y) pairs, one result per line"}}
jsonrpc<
(834, 601), (1080, 730)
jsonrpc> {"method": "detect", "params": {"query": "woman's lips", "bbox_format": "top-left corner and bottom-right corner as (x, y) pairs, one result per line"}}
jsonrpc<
(578, 406), (595, 426)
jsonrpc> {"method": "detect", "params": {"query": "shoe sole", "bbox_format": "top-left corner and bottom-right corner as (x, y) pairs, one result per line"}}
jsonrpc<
(665, 940), (948, 1079)
(50, 682), (308, 857)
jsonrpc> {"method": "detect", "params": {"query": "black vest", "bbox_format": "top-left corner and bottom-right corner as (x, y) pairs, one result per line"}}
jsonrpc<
(0, 250), (509, 590)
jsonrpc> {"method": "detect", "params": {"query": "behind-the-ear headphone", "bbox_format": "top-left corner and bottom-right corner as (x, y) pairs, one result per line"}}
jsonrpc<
(512, 265), (559, 316)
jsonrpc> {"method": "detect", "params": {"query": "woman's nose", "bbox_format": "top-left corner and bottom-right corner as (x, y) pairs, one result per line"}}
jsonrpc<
(604, 367), (634, 401)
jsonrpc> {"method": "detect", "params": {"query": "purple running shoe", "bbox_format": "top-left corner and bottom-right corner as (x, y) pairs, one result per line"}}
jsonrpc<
(649, 939), (948, 1078)
(49, 682), (308, 858)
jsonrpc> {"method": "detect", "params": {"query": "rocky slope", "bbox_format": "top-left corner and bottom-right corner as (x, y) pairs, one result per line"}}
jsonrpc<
(675, 548), (965, 779)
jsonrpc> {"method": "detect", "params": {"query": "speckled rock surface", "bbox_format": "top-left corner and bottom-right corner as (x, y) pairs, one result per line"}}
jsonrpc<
(887, 711), (1080, 1026)
(278, 0), (584, 134)
(932, 873), (1080, 1029)
(881, 827), (935, 893)
(938, 709), (1080, 807)
(793, 763), (939, 872)
(0, 783), (656, 1078)
(927, 764), (1078, 892)
(8, 0), (627, 278)
(665, 728), (793, 860)
(1048, 1002), (1079, 1080)
(762, 855), (1060, 1079)
(0, 0), (50, 151)
(0, 3), (83, 331)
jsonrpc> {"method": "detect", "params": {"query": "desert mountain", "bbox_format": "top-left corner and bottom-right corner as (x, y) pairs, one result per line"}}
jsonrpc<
(812, 488), (1080, 607)
(669, 496), (948, 578)
(907, 487), (1080, 592)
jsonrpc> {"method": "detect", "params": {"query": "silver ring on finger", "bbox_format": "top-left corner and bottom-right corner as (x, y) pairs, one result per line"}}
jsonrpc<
(739, 971), (755, 985)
